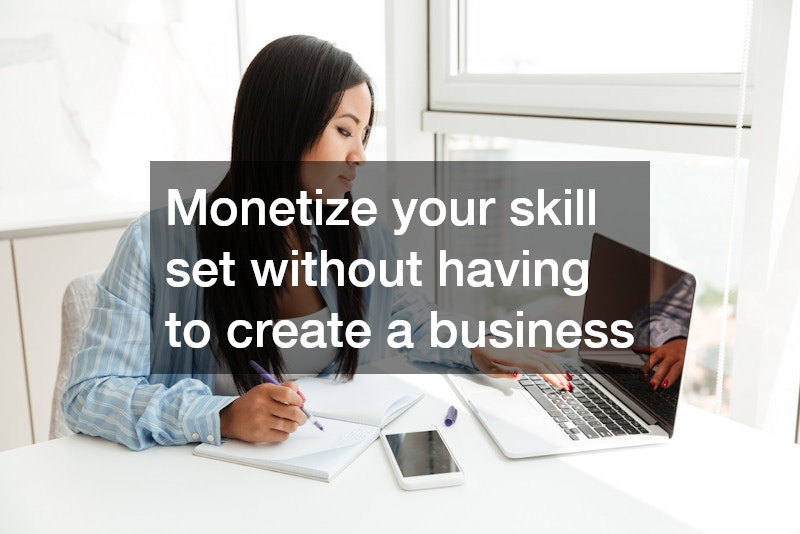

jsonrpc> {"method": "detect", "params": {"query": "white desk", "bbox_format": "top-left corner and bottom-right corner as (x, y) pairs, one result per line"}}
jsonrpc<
(1, 374), (798, 534)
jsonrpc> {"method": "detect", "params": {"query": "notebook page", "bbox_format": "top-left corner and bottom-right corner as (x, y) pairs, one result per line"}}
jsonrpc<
(296, 375), (423, 427)
(202, 418), (377, 462)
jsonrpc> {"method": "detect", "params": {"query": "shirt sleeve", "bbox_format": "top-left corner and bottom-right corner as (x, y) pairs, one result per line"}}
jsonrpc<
(631, 273), (695, 347)
(375, 220), (478, 370)
(390, 285), (479, 369)
(61, 217), (236, 451)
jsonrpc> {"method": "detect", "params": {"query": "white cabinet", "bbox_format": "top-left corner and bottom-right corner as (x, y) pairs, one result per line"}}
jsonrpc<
(0, 186), (146, 450)
(11, 228), (127, 444)
(0, 240), (32, 450)
(0, 224), (131, 450)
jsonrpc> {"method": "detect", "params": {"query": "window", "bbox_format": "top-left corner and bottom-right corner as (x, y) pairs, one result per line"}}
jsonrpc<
(462, 0), (747, 75)
(421, 0), (760, 420)
(440, 135), (747, 414)
(429, 0), (753, 125)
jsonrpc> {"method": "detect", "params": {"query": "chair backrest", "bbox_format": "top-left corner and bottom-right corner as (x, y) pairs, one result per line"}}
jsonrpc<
(50, 272), (101, 439)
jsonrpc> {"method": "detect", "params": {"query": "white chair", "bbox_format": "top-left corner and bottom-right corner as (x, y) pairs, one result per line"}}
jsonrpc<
(49, 272), (101, 439)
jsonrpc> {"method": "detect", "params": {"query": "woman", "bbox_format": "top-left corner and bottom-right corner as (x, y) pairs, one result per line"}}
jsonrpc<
(63, 35), (569, 451)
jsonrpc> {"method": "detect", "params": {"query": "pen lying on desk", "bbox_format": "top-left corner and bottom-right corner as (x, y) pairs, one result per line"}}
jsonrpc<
(248, 360), (325, 432)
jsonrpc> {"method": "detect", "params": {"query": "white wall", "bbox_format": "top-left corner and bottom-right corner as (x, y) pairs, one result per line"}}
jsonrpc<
(0, 0), (239, 201)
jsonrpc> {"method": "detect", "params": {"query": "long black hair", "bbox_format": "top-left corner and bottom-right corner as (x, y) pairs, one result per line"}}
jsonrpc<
(198, 35), (375, 392)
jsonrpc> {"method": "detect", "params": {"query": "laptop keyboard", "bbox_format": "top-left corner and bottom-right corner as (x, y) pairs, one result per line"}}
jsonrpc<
(593, 362), (679, 423)
(519, 367), (649, 441)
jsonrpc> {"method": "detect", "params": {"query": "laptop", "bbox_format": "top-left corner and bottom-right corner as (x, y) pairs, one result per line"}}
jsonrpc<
(447, 233), (696, 458)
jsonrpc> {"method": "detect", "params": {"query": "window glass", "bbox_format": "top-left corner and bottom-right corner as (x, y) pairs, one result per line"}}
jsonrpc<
(464, 0), (748, 75)
(442, 134), (747, 414)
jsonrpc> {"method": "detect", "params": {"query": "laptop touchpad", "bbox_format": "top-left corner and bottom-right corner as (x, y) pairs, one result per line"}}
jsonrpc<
(452, 374), (546, 419)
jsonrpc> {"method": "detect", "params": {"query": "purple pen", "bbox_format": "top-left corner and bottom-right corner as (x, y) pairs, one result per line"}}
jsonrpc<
(248, 360), (325, 432)
(444, 405), (458, 427)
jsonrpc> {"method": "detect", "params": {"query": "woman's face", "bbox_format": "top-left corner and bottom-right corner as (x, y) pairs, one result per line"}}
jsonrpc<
(301, 82), (372, 203)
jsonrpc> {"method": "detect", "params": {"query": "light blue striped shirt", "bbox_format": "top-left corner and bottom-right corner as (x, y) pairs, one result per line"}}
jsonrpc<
(62, 209), (476, 450)
(631, 273), (694, 348)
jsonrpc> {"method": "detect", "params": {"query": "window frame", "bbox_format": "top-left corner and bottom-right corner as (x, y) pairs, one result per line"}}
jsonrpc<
(429, 0), (757, 127)
(385, 0), (799, 440)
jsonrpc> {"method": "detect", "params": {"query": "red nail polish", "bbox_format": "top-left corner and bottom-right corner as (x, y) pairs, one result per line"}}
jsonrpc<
(512, 370), (519, 379)
(650, 381), (656, 389)
(661, 380), (669, 389)
(566, 373), (573, 381)
(568, 383), (574, 392)
(297, 391), (306, 402)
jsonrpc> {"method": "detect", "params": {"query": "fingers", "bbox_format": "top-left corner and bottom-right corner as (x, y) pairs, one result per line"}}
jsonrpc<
(259, 384), (306, 423)
(663, 365), (683, 390)
(483, 359), (524, 379)
(540, 373), (572, 391)
(643, 352), (667, 389)
(648, 365), (668, 390)
(267, 407), (303, 432)
(282, 381), (308, 405)
(221, 384), (307, 443)
(475, 345), (571, 390)
(485, 363), (571, 391)
(281, 381), (299, 393)
(270, 399), (307, 426)
(507, 348), (567, 375)
(264, 382), (303, 406)
(641, 342), (686, 390)
(484, 354), (566, 377)
(641, 347), (667, 376)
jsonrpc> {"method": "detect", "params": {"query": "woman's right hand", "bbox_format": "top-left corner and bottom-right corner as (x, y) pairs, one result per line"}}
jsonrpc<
(471, 344), (571, 390)
(219, 382), (307, 442)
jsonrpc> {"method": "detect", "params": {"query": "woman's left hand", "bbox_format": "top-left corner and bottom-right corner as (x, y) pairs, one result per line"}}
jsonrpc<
(636, 338), (687, 390)
(471, 344), (571, 390)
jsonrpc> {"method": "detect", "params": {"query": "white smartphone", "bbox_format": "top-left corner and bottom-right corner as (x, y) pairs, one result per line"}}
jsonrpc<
(379, 426), (465, 490)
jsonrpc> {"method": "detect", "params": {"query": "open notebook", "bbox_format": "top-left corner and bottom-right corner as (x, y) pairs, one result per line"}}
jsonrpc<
(193, 374), (423, 482)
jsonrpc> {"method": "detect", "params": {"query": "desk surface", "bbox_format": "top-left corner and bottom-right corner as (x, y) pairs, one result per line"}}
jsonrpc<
(1, 374), (798, 534)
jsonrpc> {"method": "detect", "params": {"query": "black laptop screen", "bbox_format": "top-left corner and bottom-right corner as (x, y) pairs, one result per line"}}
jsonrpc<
(580, 234), (696, 435)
